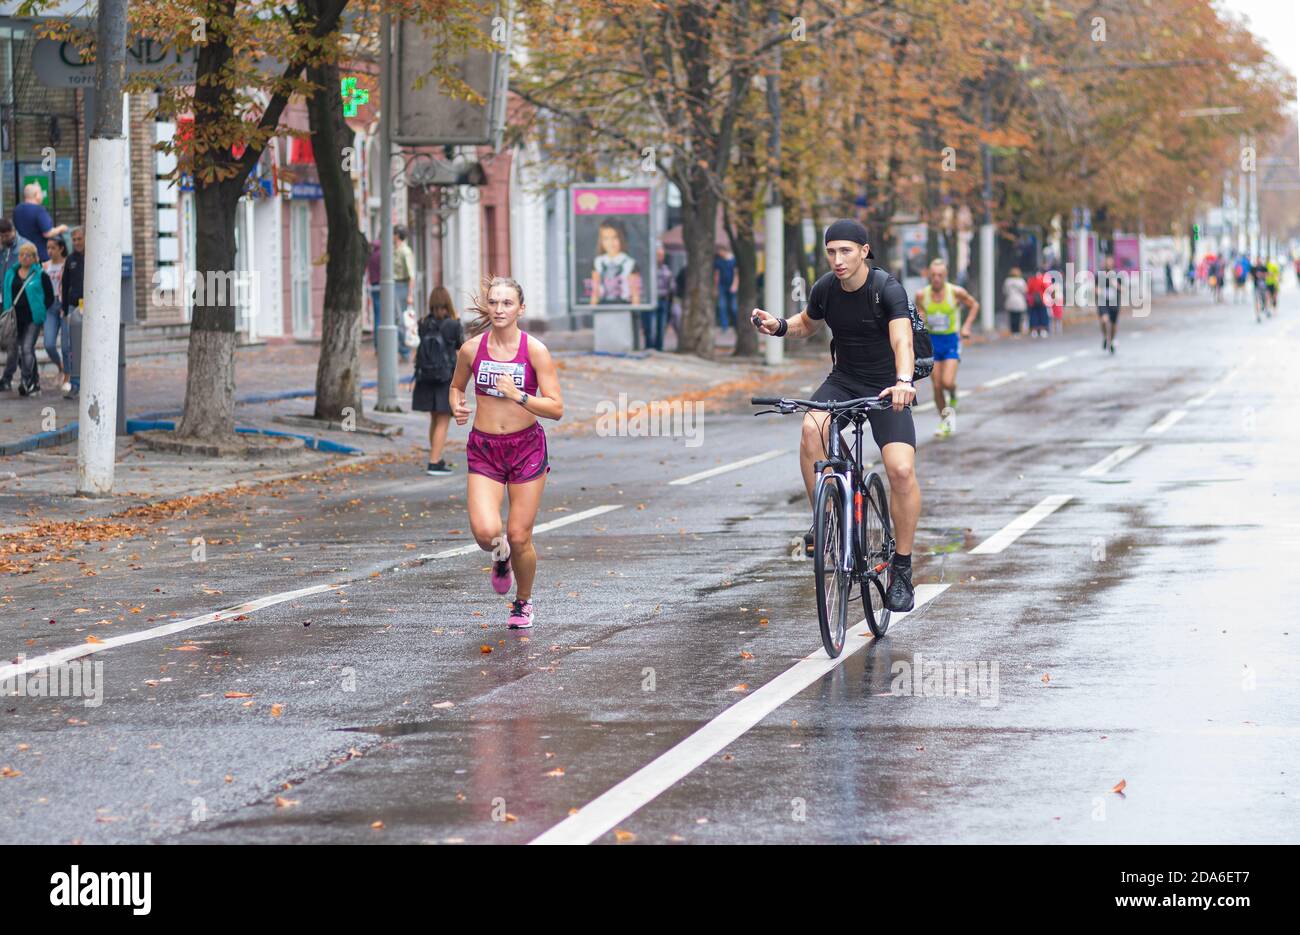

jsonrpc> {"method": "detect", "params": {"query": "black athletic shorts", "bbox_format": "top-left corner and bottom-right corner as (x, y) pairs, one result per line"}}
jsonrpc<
(1098, 306), (1119, 323)
(810, 370), (916, 450)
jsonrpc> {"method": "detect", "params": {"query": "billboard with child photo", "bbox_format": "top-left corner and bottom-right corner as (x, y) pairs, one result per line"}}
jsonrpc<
(569, 186), (654, 310)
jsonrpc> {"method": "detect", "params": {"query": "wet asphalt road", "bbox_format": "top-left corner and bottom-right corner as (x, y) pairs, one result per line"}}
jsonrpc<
(3, 294), (1299, 844)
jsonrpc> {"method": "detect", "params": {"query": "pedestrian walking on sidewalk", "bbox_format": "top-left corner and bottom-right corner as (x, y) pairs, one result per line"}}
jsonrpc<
(392, 228), (414, 363)
(451, 277), (564, 631)
(13, 183), (67, 262)
(61, 227), (84, 397)
(43, 236), (68, 388)
(1, 243), (55, 396)
(714, 246), (737, 330)
(643, 245), (671, 351)
(1003, 267), (1028, 336)
(1026, 267), (1049, 337)
(367, 239), (381, 352)
(1046, 266), (1065, 335)
(413, 285), (464, 476)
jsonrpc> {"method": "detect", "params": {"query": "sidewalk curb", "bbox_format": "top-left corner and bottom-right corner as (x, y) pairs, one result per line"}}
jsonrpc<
(1, 378), (417, 458)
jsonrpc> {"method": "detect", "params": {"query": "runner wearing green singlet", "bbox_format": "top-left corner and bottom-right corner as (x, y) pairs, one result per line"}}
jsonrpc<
(914, 260), (979, 438)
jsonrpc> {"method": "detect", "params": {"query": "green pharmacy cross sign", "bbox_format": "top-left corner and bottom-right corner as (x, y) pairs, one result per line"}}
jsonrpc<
(341, 76), (369, 117)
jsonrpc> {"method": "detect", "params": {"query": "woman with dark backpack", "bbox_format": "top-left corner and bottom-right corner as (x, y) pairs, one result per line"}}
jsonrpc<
(413, 285), (464, 475)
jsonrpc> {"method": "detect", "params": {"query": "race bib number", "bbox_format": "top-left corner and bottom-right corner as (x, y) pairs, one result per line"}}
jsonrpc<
(476, 360), (525, 397)
(928, 311), (950, 332)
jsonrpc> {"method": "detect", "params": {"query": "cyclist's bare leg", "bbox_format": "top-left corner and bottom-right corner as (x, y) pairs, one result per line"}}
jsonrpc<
(800, 410), (834, 506)
(881, 441), (919, 556)
(505, 473), (547, 601)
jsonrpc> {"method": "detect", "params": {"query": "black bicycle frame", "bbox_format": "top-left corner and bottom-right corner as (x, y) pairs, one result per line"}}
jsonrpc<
(812, 409), (869, 579)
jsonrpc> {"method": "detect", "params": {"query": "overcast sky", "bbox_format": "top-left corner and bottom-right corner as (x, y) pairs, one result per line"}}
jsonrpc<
(1220, 0), (1300, 83)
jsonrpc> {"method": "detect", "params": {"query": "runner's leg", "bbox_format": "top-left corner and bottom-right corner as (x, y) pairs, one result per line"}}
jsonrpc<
(506, 473), (547, 601)
(468, 473), (508, 553)
(931, 364), (947, 411)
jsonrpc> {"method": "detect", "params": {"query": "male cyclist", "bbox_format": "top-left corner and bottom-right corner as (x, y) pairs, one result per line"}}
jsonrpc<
(915, 259), (979, 438)
(752, 218), (920, 612)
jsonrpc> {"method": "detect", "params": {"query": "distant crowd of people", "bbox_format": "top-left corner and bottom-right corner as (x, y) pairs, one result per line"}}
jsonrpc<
(0, 183), (84, 399)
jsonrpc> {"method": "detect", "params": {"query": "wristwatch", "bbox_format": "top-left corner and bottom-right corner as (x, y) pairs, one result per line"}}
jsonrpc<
(896, 376), (914, 385)
(517, 392), (530, 407)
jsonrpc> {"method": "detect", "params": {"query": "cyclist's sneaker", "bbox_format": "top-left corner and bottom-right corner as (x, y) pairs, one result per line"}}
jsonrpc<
(491, 556), (513, 594)
(803, 525), (815, 558)
(426, 460), (453, 476)
(884, 563), (915, 612)
(507, 599), (534, 629)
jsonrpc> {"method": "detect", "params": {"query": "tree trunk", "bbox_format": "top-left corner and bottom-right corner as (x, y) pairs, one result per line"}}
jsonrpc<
(731, 208), (758, 357)
(678, 183), (718, 358)
(178, 180), (240, 441)
(305, 8), (366, 422)
(783, 205), (804, 314)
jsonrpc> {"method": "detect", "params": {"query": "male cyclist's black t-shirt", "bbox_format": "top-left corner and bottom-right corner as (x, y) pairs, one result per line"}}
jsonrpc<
(806, 268), (911, 389)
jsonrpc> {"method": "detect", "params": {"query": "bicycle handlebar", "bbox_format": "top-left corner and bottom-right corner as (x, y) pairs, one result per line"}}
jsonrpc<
(751, 395), (896, 412)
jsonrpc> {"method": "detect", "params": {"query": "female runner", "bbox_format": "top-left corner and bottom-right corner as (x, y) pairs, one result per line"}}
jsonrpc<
(450, 277), (563, 629)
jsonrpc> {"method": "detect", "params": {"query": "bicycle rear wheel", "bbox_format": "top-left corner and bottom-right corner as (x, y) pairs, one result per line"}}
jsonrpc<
(814, 479), (851, 658)
(860, 471), (893, 637)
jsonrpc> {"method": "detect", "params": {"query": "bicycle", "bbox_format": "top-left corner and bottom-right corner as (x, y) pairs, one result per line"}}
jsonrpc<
(753, 395), (897, 658)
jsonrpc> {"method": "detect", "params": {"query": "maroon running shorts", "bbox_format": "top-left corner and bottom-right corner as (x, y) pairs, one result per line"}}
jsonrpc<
(466, 422), (550, 485)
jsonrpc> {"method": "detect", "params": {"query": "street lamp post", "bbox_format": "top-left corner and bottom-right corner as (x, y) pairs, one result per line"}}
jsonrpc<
(376, 13), (401, 413)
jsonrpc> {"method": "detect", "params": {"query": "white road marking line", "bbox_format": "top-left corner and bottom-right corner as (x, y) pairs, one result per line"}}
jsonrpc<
(969, 495), (1072, 555)
(981, 371), (1026, 389)
(914, 401), (936, 412)
(417, 504), (623, 560)
(1035, 355), (1069, 370)
(529, 584), (950, 845)
(669, 449), (788, 486)
(0, 584), (341, 682)
(799, 385), (813, 393)
(1145, 409), (1187, 435)
(1081, 444), (1144, 477)
(1186, 365), (1242, 407)
(5, 506), (626, 681)
(1073, 349), (1089, 357)
(1131, 332), (1145, 340)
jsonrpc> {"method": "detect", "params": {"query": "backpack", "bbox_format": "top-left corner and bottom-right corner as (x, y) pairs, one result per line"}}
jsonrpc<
(414, 319), (456, 383)
(866, 267), (933, 382)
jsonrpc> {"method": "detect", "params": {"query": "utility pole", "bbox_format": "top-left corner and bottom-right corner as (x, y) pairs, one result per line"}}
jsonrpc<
(1238, 133), (1248, 256)
(762, 1), (783, 365)
(979, 82), (995, 332)
(1248, 133), (1259, 259)
(76, 0), (127, 496)
(375, 12), (400, 411)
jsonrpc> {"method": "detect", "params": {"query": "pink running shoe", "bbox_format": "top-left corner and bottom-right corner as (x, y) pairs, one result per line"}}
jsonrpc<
(507, 599), (534, 629)
(491, 556), (512, 594)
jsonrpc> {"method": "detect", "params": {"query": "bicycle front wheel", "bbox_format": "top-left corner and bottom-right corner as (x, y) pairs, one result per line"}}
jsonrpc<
(814, 479), (851, 658)
(860, 471), (893, 638)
